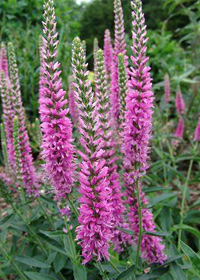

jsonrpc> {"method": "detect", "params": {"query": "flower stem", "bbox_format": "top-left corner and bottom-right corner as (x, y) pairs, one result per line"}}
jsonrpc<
(63, 216), (77, 262)
(67, 195), (79, 218)
(109, 259), (120, 273)
(178, 158), (194, 250)
(135, 180), (142, 267)
(96, 261), (109, 280)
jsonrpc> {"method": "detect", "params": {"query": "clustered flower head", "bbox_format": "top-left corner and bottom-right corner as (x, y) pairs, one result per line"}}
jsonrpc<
(122, 0), (167, 264)
(39, 0), (75, 205)
(72, 37), (113, 264)
(95, 48), (125, 252)
(175, 88), (185, 115)
(164, 74), (170, 104)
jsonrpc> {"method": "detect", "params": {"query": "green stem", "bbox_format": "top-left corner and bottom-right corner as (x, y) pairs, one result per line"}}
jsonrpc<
(135, 180), (142, 267)
(159, 139), (167, 185)
(96, 261), (109, 280)
(178, 159), (194, 250)
(0, 239), (28, 280)
(109, 259), (120, 273)
(63, 217), (77, 262)
(67, 195), (79, 218)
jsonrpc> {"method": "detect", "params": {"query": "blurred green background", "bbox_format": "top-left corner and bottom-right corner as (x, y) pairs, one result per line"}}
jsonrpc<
(0, 0), (200, 121)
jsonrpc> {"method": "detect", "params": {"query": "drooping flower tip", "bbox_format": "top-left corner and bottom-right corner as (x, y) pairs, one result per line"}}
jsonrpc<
(175, 88), (185, 115)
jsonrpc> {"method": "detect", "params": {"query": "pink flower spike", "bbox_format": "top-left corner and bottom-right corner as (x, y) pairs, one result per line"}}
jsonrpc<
(104, 29), (113, 78)
(175, 88), (185, 115)
(194, 116), (200, 141)
(121, 0), (167, 264)
(174, 117), (184, 140)
(39, 0), (75, 205)
(72, 37), (112, 264)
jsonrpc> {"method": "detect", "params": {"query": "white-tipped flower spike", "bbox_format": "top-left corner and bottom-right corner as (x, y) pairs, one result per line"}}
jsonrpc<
(72, 37), (112, 264)
(95, 49), (126, 252)
(104, 29), (113, 78)
(110, 0), (128, 128)
(0, 71), (15, 168)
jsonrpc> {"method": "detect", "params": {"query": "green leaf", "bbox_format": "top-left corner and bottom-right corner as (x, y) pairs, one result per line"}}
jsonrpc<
(73, 263), (87, 280)
(136, 267), (169, 279)
(115, 264), (135, 280)
(190, 198), (200, 209)
(180, 241), (200, 275)
(170, 262), (187, 280)
(0, 214), (14, 226)
(144, 231), (171, 237)
(171, 225), (200, 239)
(24, 272), (57, 280)
(151, 192), (177, 205)
(40, 230), (65, 238)
(15, 256), (50, 268)
(161, 255), (184, 267)
(39, 236), (66, 255)
(143, 187), (172, 194)
(53, 253), (67, 273)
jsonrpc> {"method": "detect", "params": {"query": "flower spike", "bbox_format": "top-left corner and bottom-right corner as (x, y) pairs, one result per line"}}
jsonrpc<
(39, 0), (75, 208)
(72, 37), (112, 264)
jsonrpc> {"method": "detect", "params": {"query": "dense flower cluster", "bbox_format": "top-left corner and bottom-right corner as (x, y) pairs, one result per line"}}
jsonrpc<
(8, 43), (38, 196)
(122, 0), (167, 264)
(175, 88), (185, 115)
(72, 37), (113, 264)
(39, 0), (75, 206)
(95, 49), (125, 252)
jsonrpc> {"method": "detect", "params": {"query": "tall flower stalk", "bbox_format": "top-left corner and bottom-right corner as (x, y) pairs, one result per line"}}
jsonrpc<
(39, 0), (75, 211)
(8, 42), (38, 196)
(111, 0), (127, 128)
(122, 0), (167, 264)
(95, 49), (125, 252)
(72, 37), (112, 264)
